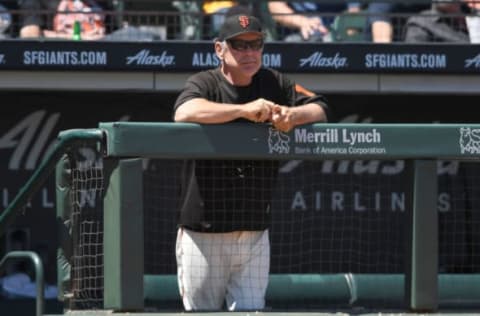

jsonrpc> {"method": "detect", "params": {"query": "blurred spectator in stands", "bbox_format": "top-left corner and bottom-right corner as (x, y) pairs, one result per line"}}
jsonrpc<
(464, 0), (480, 11)
(105, 0), (179, 41)
(18, 0), (107, 39)
(463, 0), (480, 42)
(172, 0), (201, 39)
(203, 1), (237, 34)
(267, 1), (361, 42)
(0, 2), (13, 38)
(18, 0), (57, 38)
(404, 0), (469, 43)
(367, 2), (429, 42)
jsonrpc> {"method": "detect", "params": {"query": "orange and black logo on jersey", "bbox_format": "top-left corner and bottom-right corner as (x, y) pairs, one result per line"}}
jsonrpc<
(295, 84), (315, 97)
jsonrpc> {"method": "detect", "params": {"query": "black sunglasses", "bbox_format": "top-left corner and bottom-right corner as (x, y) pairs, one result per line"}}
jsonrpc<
(227, 38), (264, 51)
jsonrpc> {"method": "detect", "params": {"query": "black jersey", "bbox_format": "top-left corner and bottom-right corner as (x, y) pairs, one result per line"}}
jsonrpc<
(174, 67), (328, 114)
(174, 67), (328, 232)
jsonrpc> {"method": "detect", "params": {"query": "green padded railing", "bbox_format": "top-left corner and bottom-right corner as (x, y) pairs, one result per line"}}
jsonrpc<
(99, 122), (480, 160)
(144, 273), (480, 308)
(0, 129), (104, 237)
(3, 122), (480, 313)
(98, 122), (480, 312)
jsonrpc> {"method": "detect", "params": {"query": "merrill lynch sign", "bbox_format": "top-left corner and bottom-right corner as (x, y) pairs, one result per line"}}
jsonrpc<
(265, 125), (480, 158)
(268, 127), (386, 156)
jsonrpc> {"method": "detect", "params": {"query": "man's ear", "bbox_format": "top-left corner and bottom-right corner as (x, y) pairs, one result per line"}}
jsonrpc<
(214, 41), (224, 60)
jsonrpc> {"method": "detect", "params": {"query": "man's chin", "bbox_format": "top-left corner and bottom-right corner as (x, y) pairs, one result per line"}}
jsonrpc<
(240, 64), (260, 75)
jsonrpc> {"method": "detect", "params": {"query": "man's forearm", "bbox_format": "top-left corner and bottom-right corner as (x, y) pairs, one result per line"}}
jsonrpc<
(291, 103), (328, 126)
(174, 98), (245, 123)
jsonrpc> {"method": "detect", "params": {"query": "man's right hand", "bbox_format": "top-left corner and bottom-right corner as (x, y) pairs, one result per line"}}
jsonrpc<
(244, 98), (274, 123)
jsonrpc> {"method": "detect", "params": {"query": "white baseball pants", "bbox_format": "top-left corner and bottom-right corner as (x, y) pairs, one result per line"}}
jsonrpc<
(176, 228), (270, 311)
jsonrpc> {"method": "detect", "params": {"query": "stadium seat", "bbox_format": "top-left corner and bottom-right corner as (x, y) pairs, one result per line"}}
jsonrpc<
(330, 11), (368, 42)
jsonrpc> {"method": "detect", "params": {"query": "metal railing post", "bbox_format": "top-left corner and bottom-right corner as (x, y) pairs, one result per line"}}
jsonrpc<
(0, 251), (45, 316)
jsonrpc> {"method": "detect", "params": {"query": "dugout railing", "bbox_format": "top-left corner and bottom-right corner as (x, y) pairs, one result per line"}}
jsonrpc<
(95, 122), (480, 312)
(2, 122), (480, 313)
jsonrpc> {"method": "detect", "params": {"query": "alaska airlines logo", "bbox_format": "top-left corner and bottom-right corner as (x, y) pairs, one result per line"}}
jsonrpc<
(268, 127), (290, 154)
(299, 52), (347, 69)
(465, 54), (480, 68)
(460, 127), (480, 154)
(126, 49), (175, 66)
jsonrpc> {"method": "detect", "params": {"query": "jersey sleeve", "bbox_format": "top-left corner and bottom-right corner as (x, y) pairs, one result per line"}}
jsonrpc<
(278, 70), (332, 122)
(173, 73), (210, 114)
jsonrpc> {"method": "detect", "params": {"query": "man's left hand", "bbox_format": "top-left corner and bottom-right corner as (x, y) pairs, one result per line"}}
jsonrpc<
(270, 105), (295, 132)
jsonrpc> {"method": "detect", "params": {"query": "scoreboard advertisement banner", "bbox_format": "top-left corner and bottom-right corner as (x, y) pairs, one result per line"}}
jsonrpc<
(0, 40), (479, 73)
